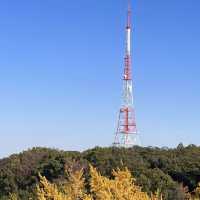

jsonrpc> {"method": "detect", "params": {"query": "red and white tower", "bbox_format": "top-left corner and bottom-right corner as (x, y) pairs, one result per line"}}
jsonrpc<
(113, 0), (139, 147)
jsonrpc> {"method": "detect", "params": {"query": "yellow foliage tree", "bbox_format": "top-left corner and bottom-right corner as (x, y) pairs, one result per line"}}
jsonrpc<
(90, 165), (151, 200)
(36, 165), (160, 200)
(8, 193), (18, 200)
(36, 169), (91, 200)
(36, 173), (70, 200)
(61, 169), (90, 200)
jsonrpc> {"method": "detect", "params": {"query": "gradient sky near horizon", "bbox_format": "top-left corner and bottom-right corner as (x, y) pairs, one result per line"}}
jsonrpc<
(0, 0), (200, 158)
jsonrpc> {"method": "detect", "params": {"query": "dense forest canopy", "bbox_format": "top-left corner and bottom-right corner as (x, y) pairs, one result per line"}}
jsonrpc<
(0, 145), (200, 200)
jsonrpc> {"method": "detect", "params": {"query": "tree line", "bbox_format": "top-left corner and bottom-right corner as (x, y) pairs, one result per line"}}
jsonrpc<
(0, 144), (200, 199)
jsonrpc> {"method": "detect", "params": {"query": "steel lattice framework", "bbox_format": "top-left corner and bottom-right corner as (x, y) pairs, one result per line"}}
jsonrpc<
(113, 0), (139, 148)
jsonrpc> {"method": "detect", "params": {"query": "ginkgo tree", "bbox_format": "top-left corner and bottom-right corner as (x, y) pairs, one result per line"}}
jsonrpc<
(36, 165), (161, 200)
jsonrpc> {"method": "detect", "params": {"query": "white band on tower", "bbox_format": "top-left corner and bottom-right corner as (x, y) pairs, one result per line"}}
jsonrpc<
(127, 28), (131, 55)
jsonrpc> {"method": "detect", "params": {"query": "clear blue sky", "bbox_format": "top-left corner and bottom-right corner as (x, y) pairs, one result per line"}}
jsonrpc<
(0, 0), (200, 158)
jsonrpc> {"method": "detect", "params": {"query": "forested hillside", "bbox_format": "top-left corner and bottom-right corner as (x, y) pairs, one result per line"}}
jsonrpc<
(1, 145), (200, 199)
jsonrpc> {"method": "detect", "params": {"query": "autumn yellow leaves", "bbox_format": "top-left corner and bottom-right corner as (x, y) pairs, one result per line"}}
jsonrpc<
(36, 165), (160, 200)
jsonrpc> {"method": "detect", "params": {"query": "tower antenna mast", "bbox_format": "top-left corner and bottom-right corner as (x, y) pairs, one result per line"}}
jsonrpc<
(113, 0), (139, 147)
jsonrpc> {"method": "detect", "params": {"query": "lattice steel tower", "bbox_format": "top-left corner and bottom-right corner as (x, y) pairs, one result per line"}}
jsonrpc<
(113, 0), (139, 148)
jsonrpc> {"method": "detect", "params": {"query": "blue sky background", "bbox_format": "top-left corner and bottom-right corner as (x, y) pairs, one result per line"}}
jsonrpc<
(0, 0), (200, 158)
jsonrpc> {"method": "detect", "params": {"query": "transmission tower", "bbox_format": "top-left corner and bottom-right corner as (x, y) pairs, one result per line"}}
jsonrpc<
(113, 0), (139, 148)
